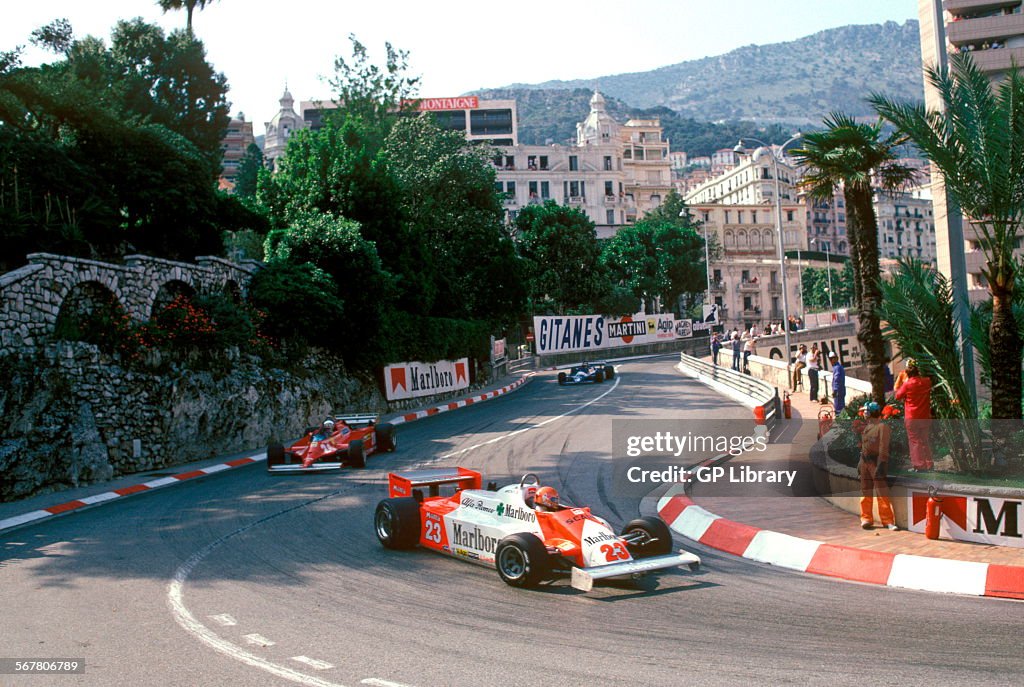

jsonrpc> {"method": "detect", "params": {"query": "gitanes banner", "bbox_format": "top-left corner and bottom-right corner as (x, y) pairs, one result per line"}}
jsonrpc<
(533, 313), (693, 354)
(384, 358), (470, 401)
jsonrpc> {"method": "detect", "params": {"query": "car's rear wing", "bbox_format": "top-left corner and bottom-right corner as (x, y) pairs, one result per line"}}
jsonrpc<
(388, 467), (482, 498)
(333, 413), (378, 427)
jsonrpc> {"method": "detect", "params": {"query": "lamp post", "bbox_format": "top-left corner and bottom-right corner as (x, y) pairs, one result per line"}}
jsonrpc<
(810, 238), (833, 310)
(686, 208), (712, 308)
(735, 133), (801, 376)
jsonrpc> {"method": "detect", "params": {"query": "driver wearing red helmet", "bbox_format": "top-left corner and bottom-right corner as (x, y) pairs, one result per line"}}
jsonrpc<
(535, 486), (561, 512)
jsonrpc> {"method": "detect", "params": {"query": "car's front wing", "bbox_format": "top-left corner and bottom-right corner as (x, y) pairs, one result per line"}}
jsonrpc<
(267, 461), (345, 473)
(570, 550), (701, 591)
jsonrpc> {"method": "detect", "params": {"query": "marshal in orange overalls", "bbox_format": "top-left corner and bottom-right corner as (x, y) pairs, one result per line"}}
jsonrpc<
(858, 420), (895, 529)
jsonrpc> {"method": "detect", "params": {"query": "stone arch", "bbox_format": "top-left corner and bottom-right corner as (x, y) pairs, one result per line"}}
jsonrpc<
(221, 279), (242, 303)
(150, 279), (196, 320)
(53, 281), (126, 343)
(724, 230), (735, 248)
(764, 228), (774, 246)
(737, 229), (748, 247)
(749, 229), (761, 248)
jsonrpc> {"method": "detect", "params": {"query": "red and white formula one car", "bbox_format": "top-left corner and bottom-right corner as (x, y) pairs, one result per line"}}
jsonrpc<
(373, 468), (700, 591)
(267, 414), (397, 473)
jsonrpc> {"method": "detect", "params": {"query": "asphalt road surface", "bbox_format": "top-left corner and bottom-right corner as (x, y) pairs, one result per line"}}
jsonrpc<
(2, 355), (1021, 687)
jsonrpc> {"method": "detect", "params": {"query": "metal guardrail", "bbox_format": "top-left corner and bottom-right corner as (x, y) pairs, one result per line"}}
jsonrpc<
(678, 352), (782, 434)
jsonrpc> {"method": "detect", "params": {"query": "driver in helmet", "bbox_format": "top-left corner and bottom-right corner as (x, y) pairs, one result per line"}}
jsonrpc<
(535, 486), (561, 512)
(313, 418), (336, 441)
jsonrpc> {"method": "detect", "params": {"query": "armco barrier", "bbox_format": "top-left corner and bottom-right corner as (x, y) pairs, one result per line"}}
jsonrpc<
(677, 352), (781, 434)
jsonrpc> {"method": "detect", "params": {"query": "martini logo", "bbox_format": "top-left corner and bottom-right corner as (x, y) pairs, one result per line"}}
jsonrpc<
(608, 316), (647, 343)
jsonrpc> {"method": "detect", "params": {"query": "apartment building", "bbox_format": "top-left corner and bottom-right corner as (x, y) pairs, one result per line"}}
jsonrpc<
(874, 186), (938, 263)
(691, 203), (808, 331)
(494, 92), (671, 237)
(219, 114), (255, 189)
(918, 0), (1024, 299)
(684, 146), (799, 206)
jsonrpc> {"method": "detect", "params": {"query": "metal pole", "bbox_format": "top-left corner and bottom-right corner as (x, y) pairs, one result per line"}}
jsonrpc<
(825, 243), (833, 310)
(797, 249), (804, 317)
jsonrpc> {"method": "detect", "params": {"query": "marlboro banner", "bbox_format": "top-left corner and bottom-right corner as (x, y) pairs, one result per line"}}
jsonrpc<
(384, 358), (470, 401)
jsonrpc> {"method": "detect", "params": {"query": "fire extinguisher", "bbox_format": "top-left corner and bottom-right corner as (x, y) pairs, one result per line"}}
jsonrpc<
(783, 391), (792, 420)
(925, 487), (943, 540)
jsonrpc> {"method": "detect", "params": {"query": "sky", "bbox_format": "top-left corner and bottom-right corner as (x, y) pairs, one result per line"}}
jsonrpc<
(3, 1), (919, 137)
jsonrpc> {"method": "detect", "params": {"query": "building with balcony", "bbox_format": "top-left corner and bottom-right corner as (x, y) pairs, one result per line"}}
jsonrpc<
(684, 146), (800, 206)
(493, 92), (671, 237)
(918, 0), (1024, 301)
(691, 203), (808, 331)
(874, 186), (938, 263)
(219, 114), (255, 190)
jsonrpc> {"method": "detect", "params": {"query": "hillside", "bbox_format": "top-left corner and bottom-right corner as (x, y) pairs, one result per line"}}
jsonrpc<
(472, 20), (923, 153)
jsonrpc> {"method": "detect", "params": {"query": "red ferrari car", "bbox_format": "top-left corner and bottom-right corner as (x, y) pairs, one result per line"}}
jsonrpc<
(267, 414), (397, 473)
(373, 468), (700, 591)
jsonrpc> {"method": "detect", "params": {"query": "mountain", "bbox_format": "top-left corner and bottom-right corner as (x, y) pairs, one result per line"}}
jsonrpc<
(471, 20), (923, 153)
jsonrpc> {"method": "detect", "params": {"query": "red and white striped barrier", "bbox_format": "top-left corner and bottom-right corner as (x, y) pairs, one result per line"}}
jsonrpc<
(658, 492), (1024, 600)
(0, 375), (533, 534)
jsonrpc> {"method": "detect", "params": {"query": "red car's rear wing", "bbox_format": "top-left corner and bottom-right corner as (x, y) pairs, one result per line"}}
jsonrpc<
(388, 468), (482, 498)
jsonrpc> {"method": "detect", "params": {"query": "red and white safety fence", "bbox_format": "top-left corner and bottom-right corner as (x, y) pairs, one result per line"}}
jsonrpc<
(658, 490), (1024, 600)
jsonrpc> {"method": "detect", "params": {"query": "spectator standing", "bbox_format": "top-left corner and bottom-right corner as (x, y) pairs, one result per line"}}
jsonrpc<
(829, 351), (846, 412)
(711, 333), (722, 366)
(792, 344), (807, 392)
(743, 336), (757, 373)
(807, 344), (821, 401)
(731, 333), (742, 371)
(858, 401), (898, 530)
(894, 358), (934, 471)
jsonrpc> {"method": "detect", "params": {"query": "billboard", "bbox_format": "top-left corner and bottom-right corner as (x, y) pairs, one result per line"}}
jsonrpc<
(384, 358), (470, 401)
(533, 313), (701, 354)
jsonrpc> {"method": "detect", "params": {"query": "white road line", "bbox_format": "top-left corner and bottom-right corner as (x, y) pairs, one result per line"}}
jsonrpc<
(209, 614), (237, 626)
(292, 656), (335, 670)
(243, 633), (276, 646)
(361, 679), (418, 687)
(440, 376), (622, 460)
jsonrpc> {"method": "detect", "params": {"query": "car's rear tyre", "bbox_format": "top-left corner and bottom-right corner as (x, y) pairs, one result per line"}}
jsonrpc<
(595, 370), (604, 383)
(495, 533), (550, 588)
(558, 372), (566, 385)
(267, 442), (284, 472)
(374, 498), (421, 550)
(621, 516), (673, 558)
(348, 439), (365, 468)
(377, 423), (398, 452)
(604, 365), (615, 380)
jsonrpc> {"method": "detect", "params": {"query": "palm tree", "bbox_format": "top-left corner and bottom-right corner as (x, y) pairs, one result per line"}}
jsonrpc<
(792, 113), (916, 405)
(871, 53), (1024, 421)
(157, 0), (218, 33)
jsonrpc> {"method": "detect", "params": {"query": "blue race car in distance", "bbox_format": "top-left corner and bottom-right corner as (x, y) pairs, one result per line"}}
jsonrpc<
(558, 361), (616, 385)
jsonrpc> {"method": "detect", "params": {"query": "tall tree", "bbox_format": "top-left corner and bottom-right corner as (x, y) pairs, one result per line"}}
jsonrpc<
(871, 54), (1024, 420)
(514, 201), (609, 314)
(792, 114), (916, 404)
(234, 142), (264, 199)
(157, 0), (219, 33)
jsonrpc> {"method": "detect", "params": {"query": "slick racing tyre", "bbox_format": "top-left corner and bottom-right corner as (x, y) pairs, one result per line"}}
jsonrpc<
(375, 498), (421, 550)
(604, 365), (615, 380)
(595, 370), (604, 383)
(348, 439), (366, 468)
(621, 516), (673, 558)
(377, 423), (398, 452)
(495, 533), (550, 588)
(558, 372), (567, 385)
(266, 442), (284, 472)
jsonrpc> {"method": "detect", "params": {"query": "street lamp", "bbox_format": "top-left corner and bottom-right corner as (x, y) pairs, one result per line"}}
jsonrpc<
(685, 207), (712, 309)
(735, 133), (801, 376)
(809, 238), (833, 310)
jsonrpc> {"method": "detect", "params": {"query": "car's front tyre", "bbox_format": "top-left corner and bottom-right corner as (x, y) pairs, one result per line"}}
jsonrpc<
(495, 533), (550, 588)
(348, 439), (366, 468)
(621, 516), (673, 558)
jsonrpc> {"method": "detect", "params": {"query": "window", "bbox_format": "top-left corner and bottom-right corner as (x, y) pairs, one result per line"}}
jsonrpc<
(606, 209), (615, 224)
(529, 181), (538, 196)
(724, 210), (731, 223)
(494, 182), (503, 193)
(470, 108), (514, 136)
(569, 181), (581, 197)
(569, 156), (579, 171)
(702, 211), (710, 223)
(540, 155), (549, 170)
(752, 210), (758, 223)
(786, 210), (795, 222)
(541, 181), (550, 199)
(605, 181), (614, 197)
(504, 155), (515, 169)
(506, 181), (516, 195)
(713, 269), (722, 281)
(651, 195), (661, 207)
(603, 156), (612, 171)
(738, 211), (745, 224)
(527, 156), (537, 170)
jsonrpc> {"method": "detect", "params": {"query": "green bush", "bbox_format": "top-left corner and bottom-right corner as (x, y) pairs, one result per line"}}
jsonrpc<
(247, 262), (345, 349)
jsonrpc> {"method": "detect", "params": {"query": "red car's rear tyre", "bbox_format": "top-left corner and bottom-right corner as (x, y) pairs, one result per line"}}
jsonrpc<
(558, 372), (567, 385)
(375, 498), (421, 550)
(266, 442), (284, 471)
